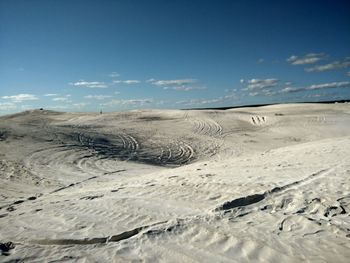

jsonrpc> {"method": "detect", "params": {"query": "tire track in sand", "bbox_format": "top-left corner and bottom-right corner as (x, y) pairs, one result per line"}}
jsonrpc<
(191, 118), (223, 137)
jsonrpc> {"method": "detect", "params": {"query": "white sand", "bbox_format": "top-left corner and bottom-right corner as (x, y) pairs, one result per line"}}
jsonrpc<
(0, 103), (349, 262)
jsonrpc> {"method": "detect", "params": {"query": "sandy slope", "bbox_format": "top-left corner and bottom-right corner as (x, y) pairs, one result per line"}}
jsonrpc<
(0, 103), (349, 262)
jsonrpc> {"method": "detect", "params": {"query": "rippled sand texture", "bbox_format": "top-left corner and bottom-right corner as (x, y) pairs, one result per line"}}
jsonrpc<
(1, 103), (350, 262)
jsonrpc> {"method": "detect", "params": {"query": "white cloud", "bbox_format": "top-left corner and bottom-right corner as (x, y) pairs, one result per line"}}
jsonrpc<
(51, 94), (71, 101)
(70, 81), (108, 88)
(113, 80), (140, 84)
(264, 90), (277, 96)
(305, 59), (350, 72)
(257, 58), (264, 63)
(2, 94), (38, 102)
(347, 71), (350, 77)
(163, 86), (206, 91)
(124, 80), (140, 84)
(248, 89), (277, 97)
(306, 81), (350, 90)
(195, 98), (222, 104)
(52, 97), (69, 101)
(146, 78), (209, 93)
(240, 79), (245, 83)
(246, 78), (279, 90)
(149, 79), (197, 86)
(44, 93), (58, 97)
(84, 95), (112, 100)
(277, 81), (350, 95)
(109, 72), (120, 78)
(287, 53), (326, 65)
(148, 78), (207, 92)
(280, 87), (304, 93)
(244, 80), (350, 97)
(102, 98), (153, 107)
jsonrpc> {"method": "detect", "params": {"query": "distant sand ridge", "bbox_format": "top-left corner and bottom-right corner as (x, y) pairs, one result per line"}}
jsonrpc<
(0, 103), (350, 262)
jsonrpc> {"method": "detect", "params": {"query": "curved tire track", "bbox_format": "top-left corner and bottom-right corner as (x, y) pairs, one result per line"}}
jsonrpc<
(191, 118), (223, 137)
(25, 129), (196, 174)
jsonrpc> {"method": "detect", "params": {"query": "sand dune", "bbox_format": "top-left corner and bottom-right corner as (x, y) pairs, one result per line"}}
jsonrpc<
(0, 103), (350, 262)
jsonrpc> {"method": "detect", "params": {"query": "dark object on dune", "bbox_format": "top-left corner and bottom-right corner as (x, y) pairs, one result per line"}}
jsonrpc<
(217, 193), (265, 211)
(39, 108), (43, 110)
(0, 242), (15, 255)
(0, 130), (9, 141)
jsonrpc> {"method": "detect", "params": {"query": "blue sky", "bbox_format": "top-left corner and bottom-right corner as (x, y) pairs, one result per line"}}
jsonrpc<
(1, 0), (350, 114)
